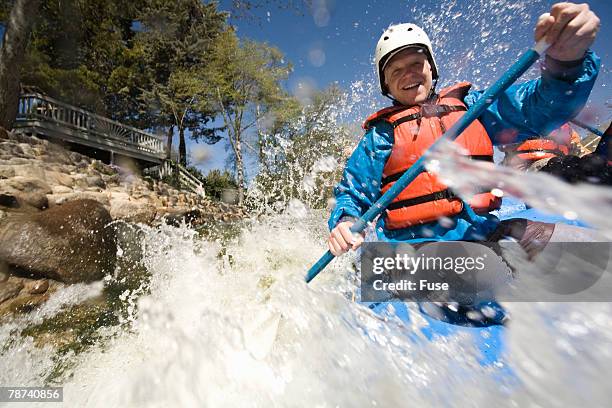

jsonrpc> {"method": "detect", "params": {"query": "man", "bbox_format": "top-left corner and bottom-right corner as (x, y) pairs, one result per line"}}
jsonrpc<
(328, 3), (600, 257)
(501, 122), (585, 171)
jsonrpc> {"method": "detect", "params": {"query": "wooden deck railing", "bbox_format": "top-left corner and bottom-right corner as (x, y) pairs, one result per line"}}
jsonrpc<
(15, 93), (164, 158)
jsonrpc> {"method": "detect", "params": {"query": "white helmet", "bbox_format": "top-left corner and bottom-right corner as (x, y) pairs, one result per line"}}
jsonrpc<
(375, 23), (439, 96)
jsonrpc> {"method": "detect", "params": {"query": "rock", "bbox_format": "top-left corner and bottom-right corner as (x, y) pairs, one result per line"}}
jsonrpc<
(110, 199), (156, 224)
(71, 173), (89, 189)
(25, 279), (49, 294)
(0, 193), (19, 208)
(86, 176), (106, 189)
(0, 281), (23, 303)
(8, 157), (31, 165)
(102, 174), (120, 185)
(20, 192), (49, 210)
(91, 160), (114, 175)
(45, 170), (73, 187)
(109, 191), (130, 201)
(75, 161), (88, 170)
(51, 185), (73, 194)
(9, 144), (24, 157)
(0, 176), (52, 195)
(18, 143), (36, 158)
(164, 209), (203, 227)
(32, 146), (46, 157)
(0, 165), (15, 179)
(69, 151), (86, 164)
(0, 284), (57, 317)
(0, 199), (116, 283)
(0, 127), (9, 140)
(0, 191), (47, 210)
(0, 260), (8, 281)
(47, 192), (109, 207)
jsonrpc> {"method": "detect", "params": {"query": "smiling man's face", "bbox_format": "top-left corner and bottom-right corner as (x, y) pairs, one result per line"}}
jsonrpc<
(383, 48), (433, 105)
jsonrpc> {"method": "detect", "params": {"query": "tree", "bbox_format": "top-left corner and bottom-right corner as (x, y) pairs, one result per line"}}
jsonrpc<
(202, 169), (238, 201)
(135, 0), (226, 165)
(252, 85), (357, 210)
(204, 30), (293, 205)
(0, 0), (41, 129)
(14, 0), (146, 116)
(143, 68), (217, 165)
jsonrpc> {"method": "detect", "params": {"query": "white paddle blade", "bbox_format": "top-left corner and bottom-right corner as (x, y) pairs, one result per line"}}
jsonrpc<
(242, 308), (281, 360)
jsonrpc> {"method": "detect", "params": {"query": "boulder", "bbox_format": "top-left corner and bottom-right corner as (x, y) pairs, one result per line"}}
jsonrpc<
(110, 199), (156, 224)
(51, 185), (73, 194)
(47, 192), (110, 207)
(13, 164), (46, 180)
(86, 176), (106, 189)
(0, 165), (15, 179)
(24, 279), (49, 294)
(0, 280), (23, 303)
(0, 199), (116, 283)
(0, 176), (52, 195)
(0, 191), (48, 210)
(0, 276), (60, 317)
(45, 170), (73, 187)
(19, 192), (49, 210)
(0, 193), (19, 208)
(8, 157), (31, 165)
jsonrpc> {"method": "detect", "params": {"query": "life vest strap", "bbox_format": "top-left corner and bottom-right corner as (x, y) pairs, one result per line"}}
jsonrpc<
(391, 105), (466, 128)
(386, 189), (456, 211)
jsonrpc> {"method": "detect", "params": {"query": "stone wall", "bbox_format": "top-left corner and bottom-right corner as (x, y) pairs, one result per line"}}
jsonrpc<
(0, 127), (246, 317)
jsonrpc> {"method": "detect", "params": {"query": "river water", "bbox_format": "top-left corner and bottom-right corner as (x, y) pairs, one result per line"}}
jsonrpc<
(1, 171), (612, 407)
(2, 0), (611, 404)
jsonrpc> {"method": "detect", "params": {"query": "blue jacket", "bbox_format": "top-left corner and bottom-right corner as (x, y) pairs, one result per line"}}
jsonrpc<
(329, 51), (601, 243)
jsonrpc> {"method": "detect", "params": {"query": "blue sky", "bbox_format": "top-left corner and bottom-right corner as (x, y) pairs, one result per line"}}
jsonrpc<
(188, 0), (611, 174)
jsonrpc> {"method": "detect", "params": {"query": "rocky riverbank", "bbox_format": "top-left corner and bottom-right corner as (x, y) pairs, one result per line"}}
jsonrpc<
(0, 127), (246, 317)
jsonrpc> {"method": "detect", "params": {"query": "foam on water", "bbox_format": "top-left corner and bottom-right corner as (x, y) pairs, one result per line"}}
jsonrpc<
(1, 1), (611, 404)
(1, 198), (611, 406)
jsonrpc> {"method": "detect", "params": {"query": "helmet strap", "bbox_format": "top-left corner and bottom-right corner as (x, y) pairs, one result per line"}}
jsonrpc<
(427, 78), (438, 100)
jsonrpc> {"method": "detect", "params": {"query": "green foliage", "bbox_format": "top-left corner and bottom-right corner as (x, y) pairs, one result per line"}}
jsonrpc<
(202, 169), (238, 200)
(250, 85), (356, 210)
(19, 0), (145, 115)
(202, 29), (294, 203)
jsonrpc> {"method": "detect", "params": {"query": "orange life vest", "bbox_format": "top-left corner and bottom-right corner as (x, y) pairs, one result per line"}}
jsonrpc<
(363, 82), (501, 230)
(513, 124), (577, 161)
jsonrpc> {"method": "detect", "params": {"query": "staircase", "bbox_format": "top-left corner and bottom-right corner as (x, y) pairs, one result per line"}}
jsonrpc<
(147, 161), (206, 198)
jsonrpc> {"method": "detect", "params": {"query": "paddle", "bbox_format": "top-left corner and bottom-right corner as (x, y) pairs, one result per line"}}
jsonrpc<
(305, 39), (550, 283)
(570, 119), (605, 138)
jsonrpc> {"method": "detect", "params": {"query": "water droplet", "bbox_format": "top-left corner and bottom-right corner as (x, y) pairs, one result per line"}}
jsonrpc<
(438, 217), (455, 228)
(491, 188), (504, 198)
(422, 227), (434, 237)
(563, 210), (578, 220)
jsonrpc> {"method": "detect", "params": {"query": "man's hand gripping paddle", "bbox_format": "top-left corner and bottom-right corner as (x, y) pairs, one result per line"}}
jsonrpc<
(305, 39), (551, 283)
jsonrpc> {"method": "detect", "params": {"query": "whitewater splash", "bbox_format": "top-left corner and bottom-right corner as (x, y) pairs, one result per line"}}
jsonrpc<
(1, 1), (611, 405)
(1, 186), (612, 407)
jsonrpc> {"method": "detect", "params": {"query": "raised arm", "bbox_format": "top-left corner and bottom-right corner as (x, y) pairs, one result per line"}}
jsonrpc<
(466, 2), (601, 144)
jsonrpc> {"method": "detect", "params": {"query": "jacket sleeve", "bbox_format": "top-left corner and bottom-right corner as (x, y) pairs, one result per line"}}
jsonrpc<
(328, 121), (394, 230)
(465, 50), (601, 144)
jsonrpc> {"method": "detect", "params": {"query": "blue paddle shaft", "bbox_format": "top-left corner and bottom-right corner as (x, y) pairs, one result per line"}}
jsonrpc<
(305, 41), (549, 283)
(570, 119), (605, 137)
